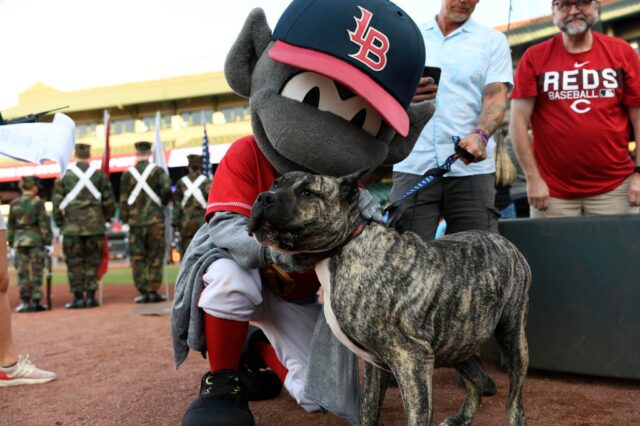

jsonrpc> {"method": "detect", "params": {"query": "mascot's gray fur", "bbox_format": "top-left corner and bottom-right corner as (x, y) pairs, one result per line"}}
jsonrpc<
(171, 6), (434, 424)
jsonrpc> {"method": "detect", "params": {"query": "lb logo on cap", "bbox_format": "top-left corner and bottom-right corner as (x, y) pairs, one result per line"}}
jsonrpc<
(270, 0), (425, 137)
(348, 7), (390, 72)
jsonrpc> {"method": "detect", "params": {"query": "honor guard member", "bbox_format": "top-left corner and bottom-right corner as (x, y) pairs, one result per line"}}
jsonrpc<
(52, 143), (115, 309)
(172, 154), (211, 257)
(120, 141), (171, 303)
(8, 176), (52, 312)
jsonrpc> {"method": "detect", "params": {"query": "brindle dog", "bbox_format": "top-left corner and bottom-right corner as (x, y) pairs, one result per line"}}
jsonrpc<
(249, 171), (531, 426)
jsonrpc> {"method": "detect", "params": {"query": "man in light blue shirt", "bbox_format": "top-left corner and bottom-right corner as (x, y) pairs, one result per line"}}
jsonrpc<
(388, 0), (513, 396)
(390, 0), (513, 241)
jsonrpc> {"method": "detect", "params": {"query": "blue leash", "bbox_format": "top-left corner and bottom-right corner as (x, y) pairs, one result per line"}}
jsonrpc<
(382, 136), (473, 215)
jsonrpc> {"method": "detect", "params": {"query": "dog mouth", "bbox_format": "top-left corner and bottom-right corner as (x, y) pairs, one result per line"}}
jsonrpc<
(248, 213), (306, 252)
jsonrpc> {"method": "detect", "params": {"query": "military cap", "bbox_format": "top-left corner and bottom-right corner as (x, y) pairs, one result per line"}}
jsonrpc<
(187, 154), (203, 168)
(19, 176), (38, 190)
(75, 143), (91, 159)
(134, 141), (152, 153)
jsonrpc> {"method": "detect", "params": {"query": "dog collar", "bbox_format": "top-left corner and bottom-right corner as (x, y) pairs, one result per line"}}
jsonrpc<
(297, 215), (370, 263)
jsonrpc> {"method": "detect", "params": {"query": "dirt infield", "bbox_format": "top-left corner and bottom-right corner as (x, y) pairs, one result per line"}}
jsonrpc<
(4, 283), (640, 426)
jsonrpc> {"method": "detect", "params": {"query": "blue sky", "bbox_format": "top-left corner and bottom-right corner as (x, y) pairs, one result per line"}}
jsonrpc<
(0, 0), (552, 110)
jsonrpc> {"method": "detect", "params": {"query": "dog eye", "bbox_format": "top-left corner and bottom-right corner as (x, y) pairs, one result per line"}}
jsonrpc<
(299, 189), (316, 198)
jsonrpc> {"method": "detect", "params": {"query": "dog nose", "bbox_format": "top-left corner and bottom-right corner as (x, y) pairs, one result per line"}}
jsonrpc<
(257, 191), (276, 207)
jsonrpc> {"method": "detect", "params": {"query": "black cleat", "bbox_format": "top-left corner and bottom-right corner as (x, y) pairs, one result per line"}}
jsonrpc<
(183, 370), (254, 426)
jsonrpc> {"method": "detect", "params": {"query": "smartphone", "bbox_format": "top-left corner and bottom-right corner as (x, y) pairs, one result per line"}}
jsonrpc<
(422, 66), (442, 86)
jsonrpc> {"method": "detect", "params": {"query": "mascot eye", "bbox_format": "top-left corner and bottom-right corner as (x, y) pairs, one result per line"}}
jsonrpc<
(281, 71), (382, 137)
(302, 87), (320, 108)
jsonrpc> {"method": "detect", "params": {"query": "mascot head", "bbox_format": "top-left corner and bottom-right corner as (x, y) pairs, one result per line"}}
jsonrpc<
(224, 0), (435, 176)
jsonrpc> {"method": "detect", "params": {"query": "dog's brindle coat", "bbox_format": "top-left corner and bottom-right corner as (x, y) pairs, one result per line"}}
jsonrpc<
(249, 172), (531, 426)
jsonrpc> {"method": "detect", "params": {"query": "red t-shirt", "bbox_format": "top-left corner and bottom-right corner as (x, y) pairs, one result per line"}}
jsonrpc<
(206, 135), (320, 301)
(511, 33), (640, 198)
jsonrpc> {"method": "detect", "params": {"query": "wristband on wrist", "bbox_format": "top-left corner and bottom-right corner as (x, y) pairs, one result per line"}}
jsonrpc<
(473, 128), (489, 145)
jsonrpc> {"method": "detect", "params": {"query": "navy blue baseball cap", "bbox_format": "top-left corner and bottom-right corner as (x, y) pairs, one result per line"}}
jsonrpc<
(270, 0), (425, 137)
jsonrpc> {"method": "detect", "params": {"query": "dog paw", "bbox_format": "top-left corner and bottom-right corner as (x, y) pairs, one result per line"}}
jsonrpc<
(440, 415), (472, 426)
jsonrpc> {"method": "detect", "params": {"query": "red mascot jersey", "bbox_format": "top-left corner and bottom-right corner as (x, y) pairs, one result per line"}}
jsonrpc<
(206, 135), (320, 301)
(511, 33), (640, 199)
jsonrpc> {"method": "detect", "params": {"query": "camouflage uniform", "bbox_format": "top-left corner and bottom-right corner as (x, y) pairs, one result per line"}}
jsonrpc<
(52, 151), (115, 308)
(119, 142), (171, 302)
(172, 155), (211, 257)
(8, 177), (52, 310)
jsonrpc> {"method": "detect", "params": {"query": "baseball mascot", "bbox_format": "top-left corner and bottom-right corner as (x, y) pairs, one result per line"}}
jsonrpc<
(172, 0), (433, 424)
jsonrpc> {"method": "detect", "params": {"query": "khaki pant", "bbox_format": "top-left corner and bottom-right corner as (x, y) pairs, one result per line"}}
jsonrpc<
(531, 176), (640, 218)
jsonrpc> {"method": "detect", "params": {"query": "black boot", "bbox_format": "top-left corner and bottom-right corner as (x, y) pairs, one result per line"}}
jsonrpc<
(147, 291), (167, 303)
(134, 292), (149, 303)
(182, 370), (254, 426)
(239, 327), (282, 401)
(86, 291), (99, 308)
(65, 292), (86, 309)
(16, 298), (31, 313)
(31, 299), (47, 311)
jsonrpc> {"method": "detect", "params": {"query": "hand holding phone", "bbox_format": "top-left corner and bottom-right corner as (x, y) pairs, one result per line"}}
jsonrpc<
(412, 66), (441, 103)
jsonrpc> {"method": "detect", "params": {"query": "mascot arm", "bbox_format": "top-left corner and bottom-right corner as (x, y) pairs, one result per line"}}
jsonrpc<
(207, 210), (266, 270)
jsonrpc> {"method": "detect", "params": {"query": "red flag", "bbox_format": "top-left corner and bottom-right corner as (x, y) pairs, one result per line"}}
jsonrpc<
(97, 111), (111, 280)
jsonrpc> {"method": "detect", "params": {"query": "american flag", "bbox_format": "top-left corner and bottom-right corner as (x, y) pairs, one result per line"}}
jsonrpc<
(202, 124), (212, 178)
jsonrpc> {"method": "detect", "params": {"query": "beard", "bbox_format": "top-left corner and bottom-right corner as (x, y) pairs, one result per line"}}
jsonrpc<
(555, 11), (598, 36)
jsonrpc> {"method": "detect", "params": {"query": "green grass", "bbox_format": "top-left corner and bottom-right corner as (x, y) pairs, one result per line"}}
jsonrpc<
(12, 264), (181, 286)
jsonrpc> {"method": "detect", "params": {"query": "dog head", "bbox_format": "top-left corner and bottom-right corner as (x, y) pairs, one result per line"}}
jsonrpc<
(248, 171), (361, 254)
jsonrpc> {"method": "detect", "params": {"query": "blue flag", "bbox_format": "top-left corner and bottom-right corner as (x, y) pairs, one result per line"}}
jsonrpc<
(202, 125), (212, 178)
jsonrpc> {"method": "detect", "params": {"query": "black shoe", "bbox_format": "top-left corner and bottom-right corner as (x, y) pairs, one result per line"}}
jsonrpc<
(238, 327), (283, 401)
(31, 300), (47, 311)
(15, 302), (31, 313)
(238, 358), (282, 401)
(86, 291), (99, 308)
(182, 370), (255, 426)
(66, 292), (86, 309)
(147, 292), (167, 303)
(134, 293), (149, 304)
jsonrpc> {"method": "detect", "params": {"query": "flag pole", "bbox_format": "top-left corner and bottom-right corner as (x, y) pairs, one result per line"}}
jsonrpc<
(153, 111), (172, 302)
(98, 110), (111, 306)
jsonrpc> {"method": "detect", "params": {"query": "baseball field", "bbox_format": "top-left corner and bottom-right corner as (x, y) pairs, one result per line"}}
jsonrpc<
(4, 262), (640, 425)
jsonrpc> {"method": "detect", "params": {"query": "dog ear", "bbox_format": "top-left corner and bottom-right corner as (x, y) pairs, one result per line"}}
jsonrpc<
(338, 172), (361, 204)
(384, 101), (436, 165)
(224, 8), (272, 98)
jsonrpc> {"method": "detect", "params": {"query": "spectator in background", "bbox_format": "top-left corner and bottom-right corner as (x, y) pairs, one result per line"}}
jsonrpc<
(8, 176), (52, 312)
(510, 0), (640, 217)
(172, 154), (211, 257)
(388, 0), (513, 396)
(120, 141), (171, 303)
(53, 143), (115, 309)
(0, 209), (56, 386)
(494, 124), (518, 218)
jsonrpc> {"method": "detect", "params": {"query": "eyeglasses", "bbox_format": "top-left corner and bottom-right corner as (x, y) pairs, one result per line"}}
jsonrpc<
(553, 0), (597, 13)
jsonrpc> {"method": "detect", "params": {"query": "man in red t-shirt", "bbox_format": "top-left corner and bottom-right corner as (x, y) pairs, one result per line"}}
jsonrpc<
(510, 0), (640, 217)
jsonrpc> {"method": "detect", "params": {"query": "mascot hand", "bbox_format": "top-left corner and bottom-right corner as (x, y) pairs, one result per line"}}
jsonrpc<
(359, 189), (384, 224)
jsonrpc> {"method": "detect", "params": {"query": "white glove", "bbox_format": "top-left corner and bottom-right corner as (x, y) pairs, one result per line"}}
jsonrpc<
(9, 248), (15, 258)
(45, 245), (54, 256)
